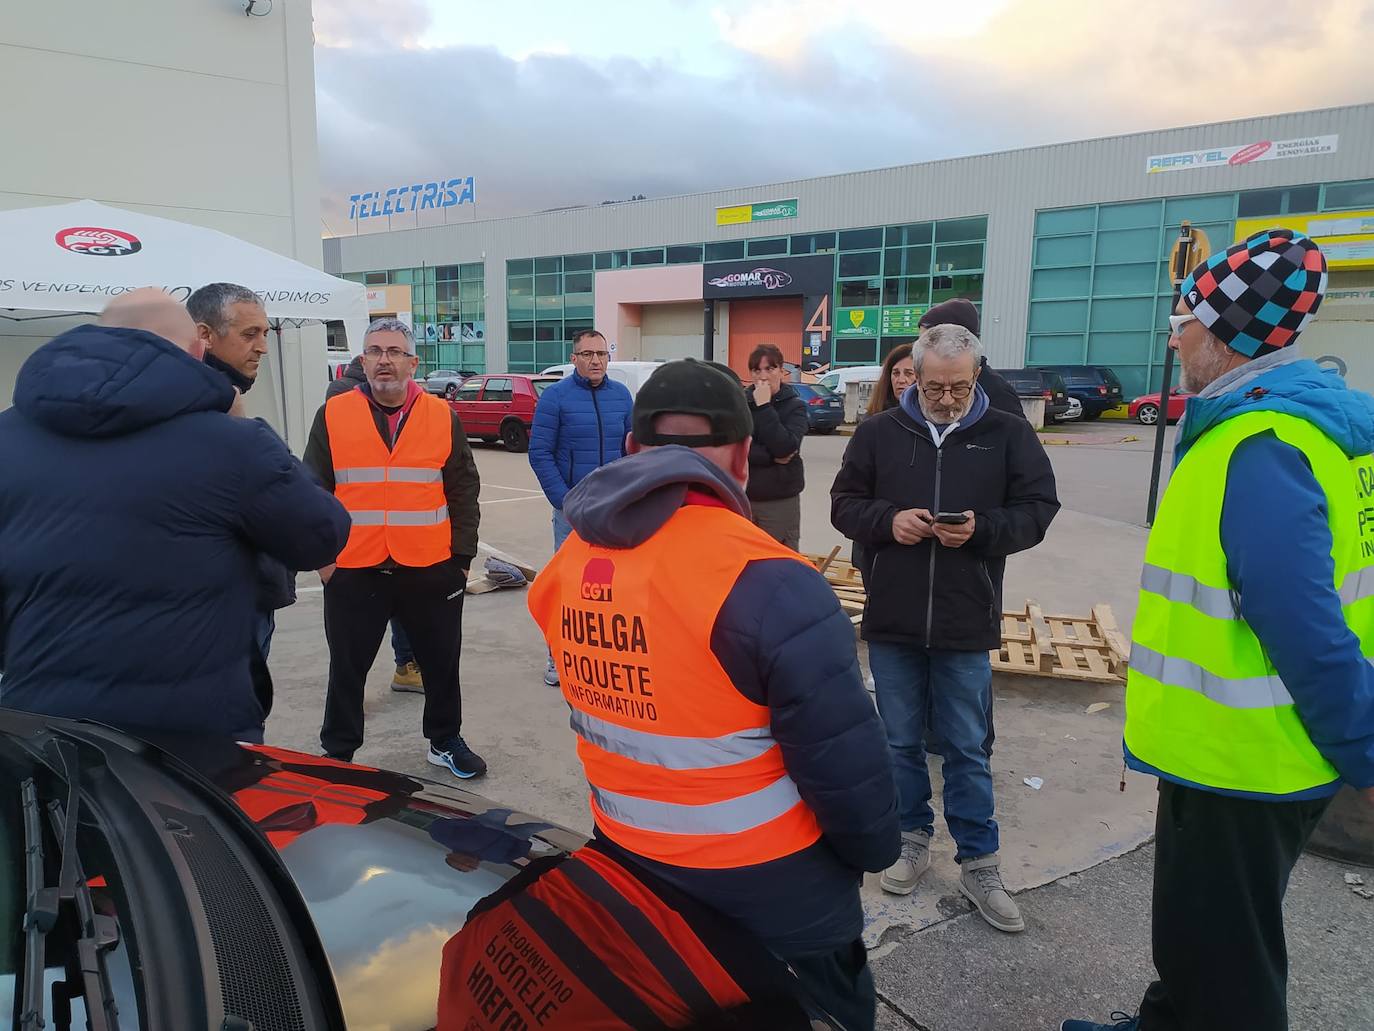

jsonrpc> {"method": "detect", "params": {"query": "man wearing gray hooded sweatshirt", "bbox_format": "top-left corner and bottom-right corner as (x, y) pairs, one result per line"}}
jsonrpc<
(527, 358), (899, 1031)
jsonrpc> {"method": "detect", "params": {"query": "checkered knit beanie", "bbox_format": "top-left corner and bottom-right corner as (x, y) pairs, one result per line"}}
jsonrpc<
(1179, 228), (1328, 358)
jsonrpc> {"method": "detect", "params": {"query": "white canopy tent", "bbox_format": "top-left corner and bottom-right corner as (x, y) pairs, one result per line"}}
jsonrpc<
(0, 199), (370, 445)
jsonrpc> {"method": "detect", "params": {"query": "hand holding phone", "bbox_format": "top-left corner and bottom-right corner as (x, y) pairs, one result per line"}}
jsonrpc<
(934, 511), (969, 524)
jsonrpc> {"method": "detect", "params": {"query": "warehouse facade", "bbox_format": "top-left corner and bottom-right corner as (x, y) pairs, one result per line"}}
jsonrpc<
(324, 103), (1374, 398)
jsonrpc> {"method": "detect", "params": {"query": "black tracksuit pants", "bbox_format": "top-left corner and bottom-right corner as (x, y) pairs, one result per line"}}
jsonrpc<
(1138, 780), (1331, 1031)
(320, 558), (467, 759)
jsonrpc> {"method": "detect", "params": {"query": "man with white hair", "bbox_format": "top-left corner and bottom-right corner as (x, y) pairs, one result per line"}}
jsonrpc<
(831, 323), (1059, 932)
(304, 317), (485, 778)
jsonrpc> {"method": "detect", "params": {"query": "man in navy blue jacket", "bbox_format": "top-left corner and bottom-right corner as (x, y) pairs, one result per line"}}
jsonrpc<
(528, 329), (633, 686)
(552, 359), (899, 1030)
(0, 289), (350, 741)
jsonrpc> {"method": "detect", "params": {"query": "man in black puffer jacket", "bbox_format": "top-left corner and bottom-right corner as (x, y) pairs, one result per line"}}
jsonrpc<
(831, 323), (1058, 934)
(745, 344), (810, 550)
(0, 290), (350, 741)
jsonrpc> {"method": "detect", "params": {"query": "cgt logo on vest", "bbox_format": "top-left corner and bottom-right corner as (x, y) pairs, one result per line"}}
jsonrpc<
(580, 558), (615, 603)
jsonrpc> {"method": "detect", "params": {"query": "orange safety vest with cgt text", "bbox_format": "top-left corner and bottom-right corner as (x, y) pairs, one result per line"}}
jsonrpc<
(527, 503), (824, 870)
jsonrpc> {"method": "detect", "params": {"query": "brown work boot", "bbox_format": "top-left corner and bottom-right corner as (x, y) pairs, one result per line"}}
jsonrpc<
(391, 661), (424, 693)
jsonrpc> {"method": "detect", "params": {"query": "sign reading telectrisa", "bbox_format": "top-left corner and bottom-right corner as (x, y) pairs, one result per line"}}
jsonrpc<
(348, 177), (476, 219)
(1145, 135), (1338, 174)
(705, 267), (794, 290)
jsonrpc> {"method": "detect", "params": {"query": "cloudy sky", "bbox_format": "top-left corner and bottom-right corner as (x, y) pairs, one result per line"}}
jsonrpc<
(313, 0), (1374, 235)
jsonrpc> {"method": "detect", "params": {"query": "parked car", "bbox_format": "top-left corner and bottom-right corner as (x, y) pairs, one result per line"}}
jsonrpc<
(0, 708), (835, 1030)
(1063, 396), (1084, 421)
(1130, 389), (1195, 425)
(1036, 365), (1125, 420)
(792, 382), (845, 433)
(990, 368), (1072, 421)
(816, 366), (883, 396)
(448, 373), (557, 452)
(539, 359), (664, 396)
(422, 369), (478, 399)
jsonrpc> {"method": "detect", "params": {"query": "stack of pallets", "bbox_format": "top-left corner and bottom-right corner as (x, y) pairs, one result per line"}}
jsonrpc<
(804, 550), (1130, 685)
(993, 601), (1129, 684)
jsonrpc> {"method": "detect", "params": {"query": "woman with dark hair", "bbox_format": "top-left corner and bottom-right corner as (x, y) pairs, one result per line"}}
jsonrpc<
(746, 343), (809, 550)
(866, 343), (916, 417)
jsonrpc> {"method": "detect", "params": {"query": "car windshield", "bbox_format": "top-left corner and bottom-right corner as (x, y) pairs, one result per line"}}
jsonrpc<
(533, 380), (555, 396)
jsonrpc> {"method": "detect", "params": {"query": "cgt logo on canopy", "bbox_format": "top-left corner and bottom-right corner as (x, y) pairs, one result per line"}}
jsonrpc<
(55, 227), (142, 257)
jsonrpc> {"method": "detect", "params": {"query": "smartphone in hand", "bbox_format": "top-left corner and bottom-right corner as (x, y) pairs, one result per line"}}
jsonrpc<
(934, 511), (969, 525)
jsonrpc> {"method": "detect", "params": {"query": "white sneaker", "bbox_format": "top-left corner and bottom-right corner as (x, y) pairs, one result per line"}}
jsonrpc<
(543, 658), (559, 688)
(879, 831), (931, 895)
(959, 855), (1024, 932)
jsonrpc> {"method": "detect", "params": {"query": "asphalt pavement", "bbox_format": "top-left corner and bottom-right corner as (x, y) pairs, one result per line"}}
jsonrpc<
(262, 418), (1374, 1030)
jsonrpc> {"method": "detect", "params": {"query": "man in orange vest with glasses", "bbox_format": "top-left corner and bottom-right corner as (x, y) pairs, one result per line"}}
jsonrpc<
(528, 359), (899, 1030)
(304, 318), (485, 778)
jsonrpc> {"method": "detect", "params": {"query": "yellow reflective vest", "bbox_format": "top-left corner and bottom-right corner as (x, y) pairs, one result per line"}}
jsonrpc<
(1125, 410), (1374, 797)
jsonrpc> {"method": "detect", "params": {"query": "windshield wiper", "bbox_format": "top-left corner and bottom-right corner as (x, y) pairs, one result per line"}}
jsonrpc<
(20, 778), (53, 1031)
(19, 738), (121, 1031)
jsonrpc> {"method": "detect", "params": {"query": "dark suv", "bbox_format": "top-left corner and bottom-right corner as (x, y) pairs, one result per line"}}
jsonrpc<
(990, 368), (1071, 421)
(1037, 365), (1124, 420)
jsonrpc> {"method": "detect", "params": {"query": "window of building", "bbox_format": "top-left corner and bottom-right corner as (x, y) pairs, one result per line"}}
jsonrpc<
(436, 266), (459, 281)
(364, 272), (388, 285)
(506, 258), (533, 276)
(704, 241), (746, 262)
(460, 262), (484, 280)
(666, 244), (704, 264)
(534, 257), (562, 274)
(839, 279), (881, 307)
(630, 248), (665, 266)
(1324, 179), (1374, 211)
(594, 252), (617, 269)
(838, 251), (881, 278)
(838, 228), (883, 250)
(746, 237), (788, 256)
(563, 254), (594, 272)
(791, 232), (836, 254)
(935, 216), (988, 243)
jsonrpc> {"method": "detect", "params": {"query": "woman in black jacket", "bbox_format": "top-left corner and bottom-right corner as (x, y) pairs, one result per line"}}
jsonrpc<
(745, 344), (810, 550)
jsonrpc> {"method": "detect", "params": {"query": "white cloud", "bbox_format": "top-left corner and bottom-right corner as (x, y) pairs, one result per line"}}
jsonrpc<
(313, 0), (432, 49)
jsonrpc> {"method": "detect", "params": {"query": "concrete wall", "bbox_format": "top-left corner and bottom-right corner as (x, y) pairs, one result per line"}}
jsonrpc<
(640, 302), (715, 361)
(327, 103), (1374, 371)
(0, 0), (326, 447)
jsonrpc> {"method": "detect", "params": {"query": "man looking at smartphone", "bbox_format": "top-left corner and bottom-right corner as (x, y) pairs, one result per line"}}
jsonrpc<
(830, 323), (1059, 931)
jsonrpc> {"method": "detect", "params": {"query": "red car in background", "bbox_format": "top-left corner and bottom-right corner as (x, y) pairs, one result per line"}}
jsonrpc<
(447, 373), (558, 452)
(1130, 389), (1195, 425)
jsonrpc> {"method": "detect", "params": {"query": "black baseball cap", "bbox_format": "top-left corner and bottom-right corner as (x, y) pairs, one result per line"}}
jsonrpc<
(632, 358), (753, 447)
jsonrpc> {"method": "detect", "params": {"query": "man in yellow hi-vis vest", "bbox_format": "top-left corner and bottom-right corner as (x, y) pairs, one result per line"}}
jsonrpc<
(1064, 232), (1374, 1031)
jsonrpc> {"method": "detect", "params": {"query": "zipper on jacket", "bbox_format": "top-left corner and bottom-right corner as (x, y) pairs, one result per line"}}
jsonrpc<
(925, 445), (944, 642)
(591, 385), (605, 466)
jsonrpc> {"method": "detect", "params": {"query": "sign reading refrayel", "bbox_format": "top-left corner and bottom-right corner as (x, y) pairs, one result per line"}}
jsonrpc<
(715, 198), (799, 226)
(1145, 135), (1338, 174)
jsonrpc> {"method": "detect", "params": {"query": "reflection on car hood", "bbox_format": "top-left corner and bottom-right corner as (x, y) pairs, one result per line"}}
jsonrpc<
(111, 732), (587, 1031)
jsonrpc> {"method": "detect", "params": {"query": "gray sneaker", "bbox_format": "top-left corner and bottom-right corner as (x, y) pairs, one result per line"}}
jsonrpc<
(543, 657), (560, 688)
(879, 831), (931, 895)
(959, 855), (1024, 932)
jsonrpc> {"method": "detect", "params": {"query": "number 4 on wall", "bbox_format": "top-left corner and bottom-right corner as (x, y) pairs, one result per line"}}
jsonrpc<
(805, 295), (831, 340)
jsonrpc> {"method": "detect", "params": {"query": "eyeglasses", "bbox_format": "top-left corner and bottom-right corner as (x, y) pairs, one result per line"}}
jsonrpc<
(363, 346), (414, 360)
(921, 381), (974, 400)
(573, 350), (610, 360)
(1168, 313), (1200, 337)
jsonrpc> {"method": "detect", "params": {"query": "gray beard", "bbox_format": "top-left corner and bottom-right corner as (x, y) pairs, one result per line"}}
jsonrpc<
(369, 382), (408, 406)
(917, 394), (972, 424)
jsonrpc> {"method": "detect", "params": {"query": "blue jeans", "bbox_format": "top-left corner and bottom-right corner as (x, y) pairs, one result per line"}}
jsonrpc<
(391, 620), (413, 666)
(868, 642), (999, 861)
(552, 508), (573, 550)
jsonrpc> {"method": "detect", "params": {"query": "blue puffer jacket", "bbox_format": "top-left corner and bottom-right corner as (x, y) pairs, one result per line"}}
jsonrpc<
(528, 371), (633, 510)
(0, 325), (351, 737)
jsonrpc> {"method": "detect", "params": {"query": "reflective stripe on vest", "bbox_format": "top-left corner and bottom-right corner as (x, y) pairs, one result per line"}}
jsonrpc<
(527, 504), (824, 869)
(1125, 410), (1374, 796)
(325, 389), (453, 568)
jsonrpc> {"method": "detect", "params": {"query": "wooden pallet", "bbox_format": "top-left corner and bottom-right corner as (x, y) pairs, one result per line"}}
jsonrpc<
(805, 548), (866, 626)
(992, 600), (1129, 683)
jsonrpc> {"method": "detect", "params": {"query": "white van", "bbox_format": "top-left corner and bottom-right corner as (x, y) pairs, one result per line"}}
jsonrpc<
(540, 360), (665, 397)
(817, 365), (885, 423)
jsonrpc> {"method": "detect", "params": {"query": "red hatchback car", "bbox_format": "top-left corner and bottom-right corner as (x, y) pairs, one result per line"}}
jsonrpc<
(446, 373), (558, 452)
(1130, 389), (1196, 425)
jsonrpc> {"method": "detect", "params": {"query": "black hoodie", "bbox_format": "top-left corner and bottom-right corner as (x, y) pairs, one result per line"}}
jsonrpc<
(0, 325), (350, 736)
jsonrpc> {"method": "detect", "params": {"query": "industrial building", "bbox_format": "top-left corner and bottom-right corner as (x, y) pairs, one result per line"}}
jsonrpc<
(326, 103), (1374, 398)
